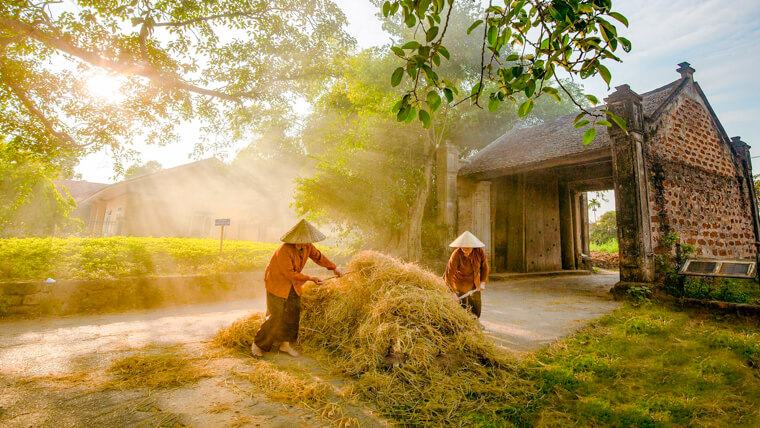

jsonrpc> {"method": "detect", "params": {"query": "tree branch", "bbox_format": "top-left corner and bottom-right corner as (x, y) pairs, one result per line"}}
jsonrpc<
(0, 17), (250, 102)
(0, 69), (79, 148)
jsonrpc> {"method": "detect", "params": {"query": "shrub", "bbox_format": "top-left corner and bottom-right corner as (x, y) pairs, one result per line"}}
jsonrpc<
(0, 237), (346, 281)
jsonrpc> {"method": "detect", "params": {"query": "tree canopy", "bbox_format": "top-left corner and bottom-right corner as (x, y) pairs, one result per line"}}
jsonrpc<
(0, 0), (354, 171)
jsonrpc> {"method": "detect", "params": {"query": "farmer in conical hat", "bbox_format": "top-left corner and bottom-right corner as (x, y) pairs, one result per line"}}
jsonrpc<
(443, 231), (489, 318)
(251, 219), (342, 357)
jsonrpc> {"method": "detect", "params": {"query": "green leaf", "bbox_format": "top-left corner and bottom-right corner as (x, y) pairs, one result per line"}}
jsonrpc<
(487, 26), (498, 46)
(466, 20), (483, 35)
(405, 106), (417, 123)
(382, 1), (391, 17)
(419, 109), (431, 129)
(443, 88), (454, 103)
(391, 67), (404, 87)
(609, 12), (629, 27)
(437, 45), (450, 60)
(597, 64), (611, 86)
(574, 119), (590, 129)
(471, 82), (482, 98)
(426, 26), (439, 42)
(582, 127), (596, 145)
(390, 46), (405, 57)
(488, 96), (499, 112)
(518, 98), (534, 118)
(401, 41), (421, 50)
(597, 120), (612, 127)
(506, 54), (519, 61)
(606, 110), (628, 134)
(426, 90), (441, 112)
(585, 94), (599, 105)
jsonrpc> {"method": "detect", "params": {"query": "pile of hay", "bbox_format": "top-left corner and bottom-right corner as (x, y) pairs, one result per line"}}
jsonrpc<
(218, 251), (529, 425)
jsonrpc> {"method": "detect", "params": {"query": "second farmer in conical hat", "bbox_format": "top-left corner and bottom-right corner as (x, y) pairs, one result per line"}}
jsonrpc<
(443, 231), (489, 318)
(251, 219), (342, 358)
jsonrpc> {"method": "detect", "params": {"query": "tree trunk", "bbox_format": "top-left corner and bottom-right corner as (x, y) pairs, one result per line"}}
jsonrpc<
(385, 148), (435, 261)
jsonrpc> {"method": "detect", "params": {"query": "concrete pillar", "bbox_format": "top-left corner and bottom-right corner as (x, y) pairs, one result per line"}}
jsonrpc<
(580, 192), (590, 256)
(559, 183), (576, 269)
(606, 84), (655, 283)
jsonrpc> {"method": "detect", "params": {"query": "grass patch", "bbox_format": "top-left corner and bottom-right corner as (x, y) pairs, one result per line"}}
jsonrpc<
(107, 347), (208, 389)
(516, 303), (760, 426)
(590, 238), (618, 254)
(0, 237), (345, 281)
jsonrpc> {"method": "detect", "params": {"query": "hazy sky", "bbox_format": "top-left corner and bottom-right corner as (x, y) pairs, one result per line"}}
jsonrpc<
(75, 0), (760, 218)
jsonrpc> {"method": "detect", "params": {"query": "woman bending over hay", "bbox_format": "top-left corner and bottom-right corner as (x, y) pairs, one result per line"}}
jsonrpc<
(250, 220), (342, 357)
(443, 231), (489, 318)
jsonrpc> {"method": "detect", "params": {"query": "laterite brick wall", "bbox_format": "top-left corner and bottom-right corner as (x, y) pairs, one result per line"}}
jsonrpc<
(645, 91), (756, 259)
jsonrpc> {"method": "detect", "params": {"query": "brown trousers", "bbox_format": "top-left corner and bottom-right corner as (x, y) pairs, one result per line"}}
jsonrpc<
(457, 289), (482, 318)
(254, 287), (301, 352)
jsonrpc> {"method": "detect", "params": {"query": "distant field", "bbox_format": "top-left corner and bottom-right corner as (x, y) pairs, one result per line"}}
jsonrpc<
(0, 237), (346, 281)
(590, 239), (619, 254)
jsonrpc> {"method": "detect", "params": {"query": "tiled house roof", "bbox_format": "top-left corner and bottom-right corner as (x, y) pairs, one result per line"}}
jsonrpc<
(459, 78), (683, 177)
(55, 179), (109, 202)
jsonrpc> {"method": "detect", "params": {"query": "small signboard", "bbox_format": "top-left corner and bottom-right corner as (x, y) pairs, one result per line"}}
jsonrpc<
(215, 218), (231, 226)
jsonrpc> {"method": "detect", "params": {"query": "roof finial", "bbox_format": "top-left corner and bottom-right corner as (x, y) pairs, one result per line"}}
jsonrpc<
(677, 62), (695, 79)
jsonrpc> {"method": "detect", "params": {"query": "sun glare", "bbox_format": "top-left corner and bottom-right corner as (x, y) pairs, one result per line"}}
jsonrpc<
(86, 73), (124, 101)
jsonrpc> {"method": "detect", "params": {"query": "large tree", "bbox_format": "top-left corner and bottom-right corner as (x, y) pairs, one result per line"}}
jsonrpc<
(295, 3), (584, 260)
(0, 0), (353, 169)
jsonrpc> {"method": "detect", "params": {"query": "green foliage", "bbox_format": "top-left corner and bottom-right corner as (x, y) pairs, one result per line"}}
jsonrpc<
(683, 277), (760, 304)
(626, 285), (652, 305)
(381, 0), (630, 140)
(0, 0), (353, 172)
(590, 239), (618, 254)
(0, 136), (81, 237)
(295, 5), (584, 259)
(589, 210), (616, 246)
(0, 237), (344, 281)
(500, 304), (760, 426)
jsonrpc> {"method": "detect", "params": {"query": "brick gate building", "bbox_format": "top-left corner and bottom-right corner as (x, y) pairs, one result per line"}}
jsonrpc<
(439, 63), (760, 284)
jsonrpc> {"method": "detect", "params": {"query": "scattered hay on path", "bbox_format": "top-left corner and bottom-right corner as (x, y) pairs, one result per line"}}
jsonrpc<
(217, 251), (530, 426)
(107, 347), (209, 390)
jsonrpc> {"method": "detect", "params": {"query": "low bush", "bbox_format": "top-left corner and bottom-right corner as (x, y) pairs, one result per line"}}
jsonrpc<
(0, 237), (345, 281)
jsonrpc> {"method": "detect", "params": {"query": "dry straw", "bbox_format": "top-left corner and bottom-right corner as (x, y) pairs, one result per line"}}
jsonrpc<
(217, 251), (529, 426)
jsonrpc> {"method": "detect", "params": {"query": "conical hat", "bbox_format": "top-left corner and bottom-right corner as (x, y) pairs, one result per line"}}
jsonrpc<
(449, 231), (485, 248)
(280, 219), (327, 243)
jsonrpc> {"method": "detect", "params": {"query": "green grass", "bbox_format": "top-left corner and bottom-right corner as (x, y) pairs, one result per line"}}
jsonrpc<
(683, 277), (760, 304)
(0, 237), (345, 281)
(590, 238), (619, 254)
(487, 303), (760, 427)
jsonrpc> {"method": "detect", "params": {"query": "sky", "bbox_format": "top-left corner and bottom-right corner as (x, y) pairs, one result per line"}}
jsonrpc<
(75, 0), (760, 218)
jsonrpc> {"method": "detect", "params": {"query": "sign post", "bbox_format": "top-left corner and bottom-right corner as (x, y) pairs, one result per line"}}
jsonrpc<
(215, 219), (231, 255)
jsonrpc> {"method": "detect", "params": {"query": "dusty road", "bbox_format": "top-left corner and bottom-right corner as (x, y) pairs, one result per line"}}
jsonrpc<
(0, 271), (620, 426)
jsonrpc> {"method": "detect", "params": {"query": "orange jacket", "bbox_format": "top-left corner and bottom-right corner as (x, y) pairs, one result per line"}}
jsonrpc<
(264, 243), (337, 299)
(444, 248), (489, 293)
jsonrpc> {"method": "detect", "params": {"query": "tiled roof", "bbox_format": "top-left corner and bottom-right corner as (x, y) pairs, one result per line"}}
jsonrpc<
(55, 180), (109, 202)
(459, 78), (683, 177)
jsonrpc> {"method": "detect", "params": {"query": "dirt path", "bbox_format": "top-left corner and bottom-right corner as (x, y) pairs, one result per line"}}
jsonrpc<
(0, 272), (620, 427)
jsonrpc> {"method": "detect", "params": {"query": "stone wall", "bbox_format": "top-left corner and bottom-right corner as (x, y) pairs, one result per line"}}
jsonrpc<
(645, 90), (756, 259)
(0, 271), (270, 317)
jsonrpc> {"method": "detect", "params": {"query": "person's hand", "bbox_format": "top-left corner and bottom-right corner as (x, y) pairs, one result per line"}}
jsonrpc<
(333, 268), (343, 277)
(479, 282), (486, 291)
(310, 277), (324, 285)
